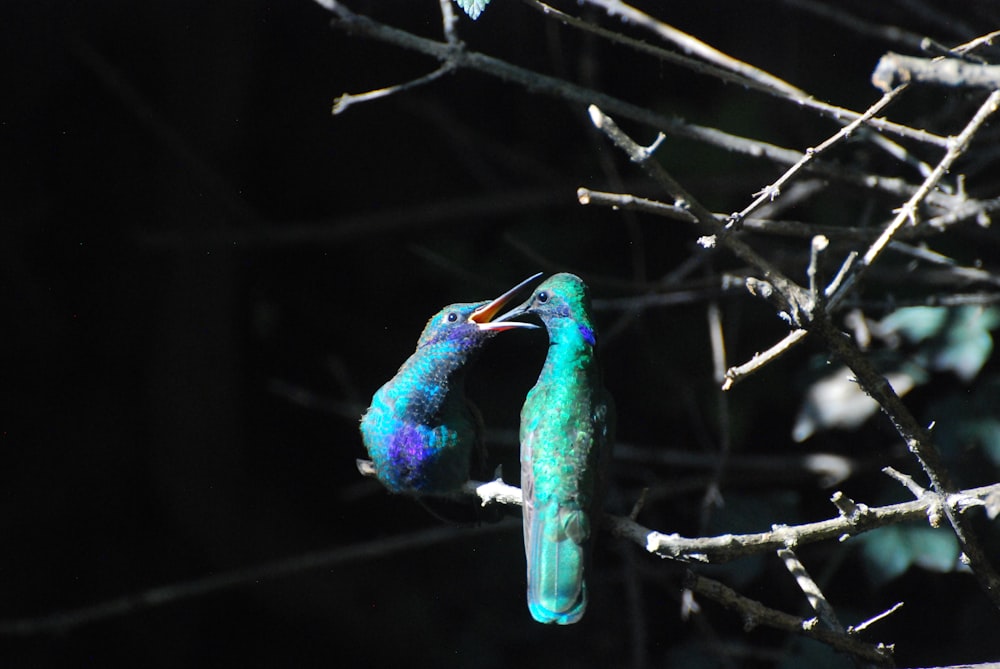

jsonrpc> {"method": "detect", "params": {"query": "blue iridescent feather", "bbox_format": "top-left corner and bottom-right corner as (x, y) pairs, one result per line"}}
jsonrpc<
(359, 276), (539, 494)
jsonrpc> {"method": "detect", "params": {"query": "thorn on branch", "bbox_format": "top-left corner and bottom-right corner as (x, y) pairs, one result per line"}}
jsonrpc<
(884, 466), (944, 527)
(830, 491), (866, 520)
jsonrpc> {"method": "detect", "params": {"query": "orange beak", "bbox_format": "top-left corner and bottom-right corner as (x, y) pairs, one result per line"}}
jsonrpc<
(470, 273), (543, 331)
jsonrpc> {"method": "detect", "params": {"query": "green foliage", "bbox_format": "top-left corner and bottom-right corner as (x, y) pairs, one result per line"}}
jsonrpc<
(929, 379), (1000, 467)
(860, 524), (960, 584)
(878, 306), (949, 343)
(454, 0), (490, 20)
(793, 307), (998, 591)
(932, 306), (1000, 382)
(795, 306), (1000, 441)
(880, 305), (999, 381)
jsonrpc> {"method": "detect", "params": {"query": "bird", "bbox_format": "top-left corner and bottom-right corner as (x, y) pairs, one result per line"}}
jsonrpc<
(360, 274), (540, 495)
(501, 273), (615, 624)
(454, 0), (491, 20)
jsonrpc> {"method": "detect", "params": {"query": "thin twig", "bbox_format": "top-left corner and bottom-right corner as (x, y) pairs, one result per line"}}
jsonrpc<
(437, 0), (459, 46)
(587, 105), (813, 325)
(332, 62), (455, 115)
(848, 602), (904, 635)
(777, 548), (843, 632)
(577, 0), (806, 97)
(698, 300), (731, 530)
(722, 330), (808, 390)
(684, 572), (893, 665)
(779, 0), (927, 52)
(808, 235), (830, 305)
(312, 0), (962, 208)
(577, 187), (929, 242)
(732, 87), (905, 227)
(0, 519), (519, 636)
(830, 90), (1000, 309)
(524, 0), (945, 147)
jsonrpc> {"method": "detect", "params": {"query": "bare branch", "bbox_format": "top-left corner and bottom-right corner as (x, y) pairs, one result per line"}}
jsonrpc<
(873, 52), (1000, 91)
(721, 329), (806, 389)
(810, 314), (1000, 610)
(733, 87), (905, 226)
(312, 0), (963, 208)
(577, 187), (931, 242)
(360, 460), (1000, 567)
(830, 90), (1000, 308)
(0, 518), (519, 637)
(587, 105), (813, 326)
(610, 482), (1000, 566)
(332, 62), (455, 115)
(684, 572), (894, 665)
(576, 0), (807, 97)
(848, 601), (905, 635)
(777, 547), (843, 632)
(526, 0), (946, 148)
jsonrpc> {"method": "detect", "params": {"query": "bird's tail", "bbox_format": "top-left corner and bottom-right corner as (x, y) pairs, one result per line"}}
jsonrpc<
(525, 499), (588, 624)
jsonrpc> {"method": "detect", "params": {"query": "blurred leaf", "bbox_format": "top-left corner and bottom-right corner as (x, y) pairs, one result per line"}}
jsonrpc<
(932, 306), (1000, 382)
(792, 366), (920, 442)
(454, 0), (490, 19)
(977, 421), (1000, 467)
(861, 526), (911, 584)
(879, 306), (999, 382)
(860, 525), (959, 584)
(929, 380), (1000, 465)
(910, 527), (960, 572)
(879, 306), (948, 343)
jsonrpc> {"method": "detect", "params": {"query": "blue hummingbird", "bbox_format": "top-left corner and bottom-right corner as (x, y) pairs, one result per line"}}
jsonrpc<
(501, 273), (615, 624)
(360, 274), (540, 495)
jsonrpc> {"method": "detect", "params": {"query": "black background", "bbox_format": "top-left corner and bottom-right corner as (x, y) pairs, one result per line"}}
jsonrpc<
(4, 1), (1000, 667)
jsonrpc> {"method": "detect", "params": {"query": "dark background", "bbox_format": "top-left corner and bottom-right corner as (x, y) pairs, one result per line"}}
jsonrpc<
(4, 1), (1000, 667)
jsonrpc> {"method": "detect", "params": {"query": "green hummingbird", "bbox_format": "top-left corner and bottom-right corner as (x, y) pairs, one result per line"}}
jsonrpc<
(360, 274), (540, 495)
(501, 273), (615, 624)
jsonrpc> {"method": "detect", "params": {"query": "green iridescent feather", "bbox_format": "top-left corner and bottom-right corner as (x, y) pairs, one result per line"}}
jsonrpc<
(508, 273), (615, 624)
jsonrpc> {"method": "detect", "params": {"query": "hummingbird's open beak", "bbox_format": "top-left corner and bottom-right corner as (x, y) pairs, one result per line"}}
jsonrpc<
(470, 272), (543, 331)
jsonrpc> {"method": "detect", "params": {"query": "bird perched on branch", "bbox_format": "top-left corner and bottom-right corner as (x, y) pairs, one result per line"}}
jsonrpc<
(360, 274), (540, 494)
(500, 273), (615, 624)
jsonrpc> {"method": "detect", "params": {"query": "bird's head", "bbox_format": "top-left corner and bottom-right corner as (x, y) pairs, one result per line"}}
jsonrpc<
(497, 273), (596, 346)
(415, 273), (541, 350)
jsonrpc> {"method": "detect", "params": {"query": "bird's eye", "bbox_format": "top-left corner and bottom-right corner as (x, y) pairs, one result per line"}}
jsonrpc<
(447, 312), (459, 323)
(537, 291), (549, 303)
